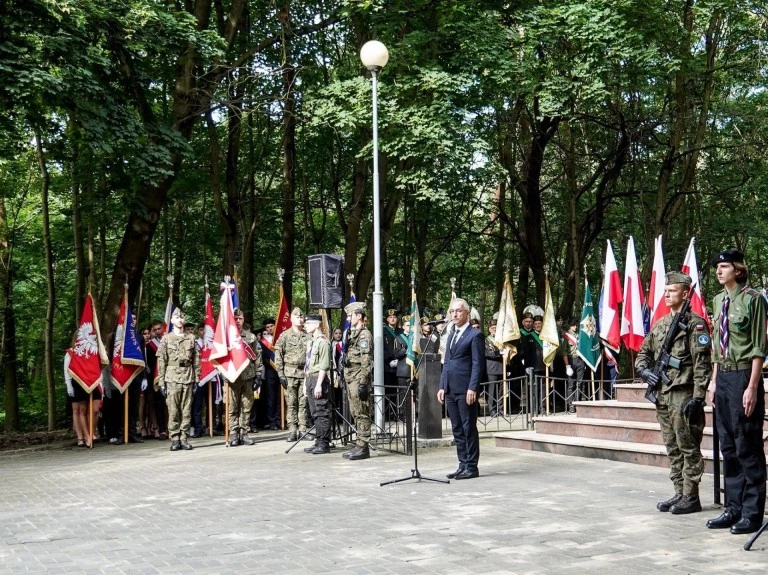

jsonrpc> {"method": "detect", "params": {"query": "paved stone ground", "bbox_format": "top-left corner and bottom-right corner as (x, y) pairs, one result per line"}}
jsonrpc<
(0, 432), (766, 574)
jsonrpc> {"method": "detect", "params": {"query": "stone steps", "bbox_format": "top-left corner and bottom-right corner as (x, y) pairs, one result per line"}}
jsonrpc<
(496, 382), (767, 471)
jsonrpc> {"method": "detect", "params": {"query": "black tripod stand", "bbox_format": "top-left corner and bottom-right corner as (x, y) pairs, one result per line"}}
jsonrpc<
(380, 335), (448, 486)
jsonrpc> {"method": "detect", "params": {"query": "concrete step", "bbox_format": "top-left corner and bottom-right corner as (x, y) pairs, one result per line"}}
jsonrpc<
(615, 382), (768, 404)
(573, 400), (718, 426)
(495, 431), (721, 473)
(532, 415), (716, 450)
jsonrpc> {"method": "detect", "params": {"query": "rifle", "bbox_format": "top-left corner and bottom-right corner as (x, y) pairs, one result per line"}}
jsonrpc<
(643, 287), (695, 404)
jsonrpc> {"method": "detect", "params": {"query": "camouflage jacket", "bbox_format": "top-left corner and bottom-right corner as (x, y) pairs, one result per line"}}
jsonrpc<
(344, 327), (372, 378)
(275, 328), (310, 378)
(238, 329), (263, 383)
(635, 311), (712, 400)
(157, 332), (200, 387)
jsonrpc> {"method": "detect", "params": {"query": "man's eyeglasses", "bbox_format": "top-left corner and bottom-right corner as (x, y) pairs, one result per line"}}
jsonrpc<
(449, 308), (467, 314)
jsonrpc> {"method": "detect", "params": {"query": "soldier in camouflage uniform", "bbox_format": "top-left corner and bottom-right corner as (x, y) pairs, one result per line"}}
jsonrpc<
(275, 307), (311, 442)
(157, 308), (201, 451)
(227, 308), (264, 447)
(342, 301), (373, 460)
(635, 272), (712, 514)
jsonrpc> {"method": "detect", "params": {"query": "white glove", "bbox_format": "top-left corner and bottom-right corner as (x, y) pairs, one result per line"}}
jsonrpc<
(141, 378), (148, 392)
(566, 366), (574, 377)
(66, 380), (75, 398)
(389, 360), (398, 368)
(198, 379), (206, 388)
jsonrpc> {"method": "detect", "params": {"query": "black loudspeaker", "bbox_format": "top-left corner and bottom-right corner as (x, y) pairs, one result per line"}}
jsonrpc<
(308, 254), (344, 309)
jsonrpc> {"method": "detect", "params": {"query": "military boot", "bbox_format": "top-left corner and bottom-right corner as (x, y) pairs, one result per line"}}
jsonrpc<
(670, 495), (702, 515)
(348, 446), (370, 461)
(342, 446), (360, 459)
(286, 432), (298, 442)
(170, 440), (181, 452)
(180, 440), (193, 451)
(241, 434), (255, 446)
(227, 433), (240, 447)
(304, 441), (319, 453)
(656, 493), (683, 512)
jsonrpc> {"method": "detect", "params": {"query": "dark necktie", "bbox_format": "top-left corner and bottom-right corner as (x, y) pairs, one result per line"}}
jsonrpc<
(720, 296), (730, 360)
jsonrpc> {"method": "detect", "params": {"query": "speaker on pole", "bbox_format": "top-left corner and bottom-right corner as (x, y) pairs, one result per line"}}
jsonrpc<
(308, 254), (344, 309)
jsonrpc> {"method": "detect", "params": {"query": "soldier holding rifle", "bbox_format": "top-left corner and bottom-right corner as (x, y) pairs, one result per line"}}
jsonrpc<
(636, 272), (711, 515)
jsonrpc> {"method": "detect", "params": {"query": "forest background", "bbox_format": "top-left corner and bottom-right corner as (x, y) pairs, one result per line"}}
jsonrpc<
(1, 0), (767, 431)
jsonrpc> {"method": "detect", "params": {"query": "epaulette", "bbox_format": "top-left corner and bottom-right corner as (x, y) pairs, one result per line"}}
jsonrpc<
(745, 287), (761, 298)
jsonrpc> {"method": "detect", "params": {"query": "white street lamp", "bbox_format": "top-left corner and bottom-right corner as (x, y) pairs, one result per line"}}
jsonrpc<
(360, 40), (388, 433)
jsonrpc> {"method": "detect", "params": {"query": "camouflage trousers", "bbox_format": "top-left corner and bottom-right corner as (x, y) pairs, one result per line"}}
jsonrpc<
(227, 379), (253, 436)
(345, 372), (372, 447)
(656, 386), (705, 496)
(284, 376), (308, 433)
(166, 381), (193, 441)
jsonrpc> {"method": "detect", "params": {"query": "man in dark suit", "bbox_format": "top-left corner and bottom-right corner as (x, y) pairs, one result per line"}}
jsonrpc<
(437, 298), (485, 480)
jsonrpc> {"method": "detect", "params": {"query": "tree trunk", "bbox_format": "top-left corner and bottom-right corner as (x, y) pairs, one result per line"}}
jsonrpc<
(0, 192), (19, 432)
(34, 130), (56, 431)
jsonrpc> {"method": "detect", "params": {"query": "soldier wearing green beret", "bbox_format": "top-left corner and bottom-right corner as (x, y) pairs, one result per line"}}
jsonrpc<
(705, 249), (767, 534)
(636, 271), (711, 514)
(342, 301), (373, 460)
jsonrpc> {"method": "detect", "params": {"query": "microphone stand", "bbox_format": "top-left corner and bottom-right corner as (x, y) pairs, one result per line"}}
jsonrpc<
(380, 330), (449, 486)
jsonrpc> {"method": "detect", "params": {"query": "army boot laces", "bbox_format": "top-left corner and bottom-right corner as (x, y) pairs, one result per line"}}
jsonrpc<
(656, 493), (683, 512)
(348, 446), (370, 461)
(342, 446), (361, 459)
(670, 495), (702, 515)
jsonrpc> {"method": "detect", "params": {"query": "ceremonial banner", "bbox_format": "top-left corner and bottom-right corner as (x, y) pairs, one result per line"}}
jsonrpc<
(199, 290), (218, 384)
(493, 272), (520, 360)
(210, 281), (251, 382)
(541, 276), (560, 367)
(577, 279), (601, 372)
(620, 236), (647, 352)
(649, 235), (670, 327)
(406, 287), (422, 368)
(273, 282), (292, 345)
(67, 292), (110, 392)
(681, 237), (710, 329)
(110, 289), (145, 393)
(599, 240), (623, 351)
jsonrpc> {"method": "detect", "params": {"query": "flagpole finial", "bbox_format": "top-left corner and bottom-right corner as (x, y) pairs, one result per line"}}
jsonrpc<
(450, 277), (456, 290)
(167, 274), (174, 291)
(204, 275), (209, 290)
(124, 274), (129, 290)
(544, 264), (549, 276)
(278, 268), (285, 283)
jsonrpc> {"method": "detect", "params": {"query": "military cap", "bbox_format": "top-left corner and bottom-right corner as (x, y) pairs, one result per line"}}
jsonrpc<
(386, 308), (399, 317)
(489, 319), (497, 327)
(665, 271), (692, 286)
(469, 318), (481, 326)
(533, 315), (543, 322)
(232, 307), (244, 318)
(711, 248), (744, 266)
(401, 314), (411, 323)
(522, 311), (534, 319)
(263, 317), (275, 326)
(305, 314), (322, 323)
(492, 311), (499, 320)
(291, 307), (304, 316)
(172, 308), (184, 319)
(433, 313), (444, 321)
(345, 301), (366, 316)
(420, 316), (430, 325)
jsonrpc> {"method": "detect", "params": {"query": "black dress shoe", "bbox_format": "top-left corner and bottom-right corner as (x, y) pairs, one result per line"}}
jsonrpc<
(730, 518), (760, 535)
(447, 468), (465, 480)
(454, 469), (479, 480)
(128, 434), (144, 444)
(706, 510), (740, 529)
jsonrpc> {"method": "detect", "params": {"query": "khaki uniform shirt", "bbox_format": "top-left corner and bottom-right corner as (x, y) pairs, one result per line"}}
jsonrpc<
(635, 311), (712, 400)
(275, 328), (311, 378)
(307, 335), (331, 375)
(157, 332), (201, 387)
(712, 283), (768, 366)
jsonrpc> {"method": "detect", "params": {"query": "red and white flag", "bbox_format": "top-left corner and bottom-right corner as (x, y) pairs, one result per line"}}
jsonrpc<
(67, 292), (109, 393)
(620, 236), (647, 352)
(649, 235), (670, 327)
(162, 293), (174, 335)
(273, 282), (291, 344)
(599, 240), (623, 351)
(210, 281), (250, 383)
(199, 290), (218, 384)
(681, 237), (710, 329)
(110, 288), (145, 393)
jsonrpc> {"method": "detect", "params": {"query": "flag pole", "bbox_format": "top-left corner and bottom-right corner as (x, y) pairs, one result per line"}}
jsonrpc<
(545, 365), (550, 415)
(89, 392), (94, 449)
(225, 382), (230, 446)
(591, 370), (596, 400)
(278, 267), (286, 431)
(502, 355), (508, 417)
(124, 391), (129, 446)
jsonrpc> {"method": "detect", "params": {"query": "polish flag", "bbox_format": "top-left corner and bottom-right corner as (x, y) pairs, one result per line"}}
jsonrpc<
(599, 240), (623, 351)
(681, 237), (710, 329)
(620, 236), (647, 352)
(67, 293), (110, 393)
(210, 281), (250, 383)
(199, 290), (218, 384)
(649, 235), (670, 327)
(161, 293), (174, 335)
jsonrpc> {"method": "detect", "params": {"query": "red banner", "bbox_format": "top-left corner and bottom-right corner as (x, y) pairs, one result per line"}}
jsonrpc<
(110, 289), (145, 393)
(67, 293), (109, 393)
(199, 291), (218, 384)
(210, 281), (250, 383)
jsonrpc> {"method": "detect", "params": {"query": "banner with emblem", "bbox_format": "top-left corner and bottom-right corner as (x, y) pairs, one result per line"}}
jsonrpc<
(199, 289), (218, 384)
(493, 272), (520, 360)
(273, 281), (291, 346)
(210, 279), (251, 382)
(406, 287), (421, 368)
(110, 288), (145, 393)
(67, 292), (110, 392)
(541, 276), (560, 367)
(577, 278), (602, 372)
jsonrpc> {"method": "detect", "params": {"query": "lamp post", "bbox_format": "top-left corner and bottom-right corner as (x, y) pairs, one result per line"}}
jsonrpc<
(360, 40), (389, 432)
